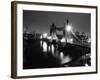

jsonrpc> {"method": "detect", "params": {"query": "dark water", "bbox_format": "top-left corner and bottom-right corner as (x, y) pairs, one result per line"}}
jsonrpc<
(23, 37), (91, 69)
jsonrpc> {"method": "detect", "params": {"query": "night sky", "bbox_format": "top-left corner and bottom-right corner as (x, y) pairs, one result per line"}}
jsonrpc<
(23, 10), (90, 36)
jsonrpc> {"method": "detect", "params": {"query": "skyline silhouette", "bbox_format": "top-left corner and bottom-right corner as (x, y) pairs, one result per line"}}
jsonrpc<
(23, 10), (90, 37)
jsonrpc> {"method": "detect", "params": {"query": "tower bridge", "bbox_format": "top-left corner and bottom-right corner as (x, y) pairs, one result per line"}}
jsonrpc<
(49, 20), (90, 47)
(23, 20), (91, 68)
(40, 20), (90, 65)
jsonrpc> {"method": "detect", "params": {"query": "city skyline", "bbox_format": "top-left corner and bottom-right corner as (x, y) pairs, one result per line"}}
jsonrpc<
(23, 10), (90, 37)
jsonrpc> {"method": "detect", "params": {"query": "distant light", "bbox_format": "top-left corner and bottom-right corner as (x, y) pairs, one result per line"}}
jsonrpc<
(43, 33), (48, 38)
(66, 25), (72, 32)
(26, 31), (30, 34)
(40, 35), (43, 39)
(88, 38), (91, 43)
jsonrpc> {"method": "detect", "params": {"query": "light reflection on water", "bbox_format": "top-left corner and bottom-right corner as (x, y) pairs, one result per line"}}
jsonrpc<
(42, 41), (47, 52)
(41, 40), (72, 64)
(51, 45), (54, 54)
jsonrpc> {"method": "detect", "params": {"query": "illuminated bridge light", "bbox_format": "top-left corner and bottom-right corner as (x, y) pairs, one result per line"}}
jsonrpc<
(43, 33), (48, 38)
(47, 36), (52, 40)
(60, 37), (66, 43)
(66, 25), (72, 32)
(67, 38), (73, 44)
